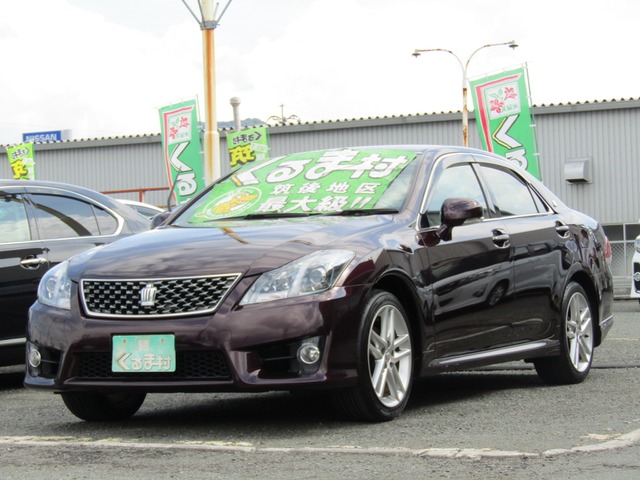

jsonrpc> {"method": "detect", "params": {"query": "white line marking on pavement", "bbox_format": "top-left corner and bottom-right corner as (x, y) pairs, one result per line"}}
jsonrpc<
(1, 428), (639, 460)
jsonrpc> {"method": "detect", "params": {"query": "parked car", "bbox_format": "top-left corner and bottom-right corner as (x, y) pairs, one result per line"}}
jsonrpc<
(630, 234), (640, 304)
(0, 180), (151, 366)
(24, 146), (614, 422)
(116, 199), (165, 220)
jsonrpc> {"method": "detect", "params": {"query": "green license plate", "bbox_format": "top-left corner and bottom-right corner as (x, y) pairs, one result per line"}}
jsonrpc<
(112, 334), (176, 373)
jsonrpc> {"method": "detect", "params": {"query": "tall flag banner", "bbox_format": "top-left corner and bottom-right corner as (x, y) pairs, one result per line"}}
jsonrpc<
(159, 99), (205, 205)
(226, 126), (270, 169)
(7, 142), (35, 180)
(470, 67), (540, 179)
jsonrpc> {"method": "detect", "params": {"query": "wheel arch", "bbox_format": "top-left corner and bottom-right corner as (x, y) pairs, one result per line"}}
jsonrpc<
(566, 270), (602, 347)
(371, 270), (425, 371)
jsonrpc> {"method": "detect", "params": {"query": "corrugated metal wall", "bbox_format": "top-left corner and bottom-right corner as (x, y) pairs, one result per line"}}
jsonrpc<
(534, 104), (640, 224)
(1, 100), (638, 225)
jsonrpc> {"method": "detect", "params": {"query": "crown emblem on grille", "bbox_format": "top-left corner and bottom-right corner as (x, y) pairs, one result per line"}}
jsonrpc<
(140, 283), (158, 307)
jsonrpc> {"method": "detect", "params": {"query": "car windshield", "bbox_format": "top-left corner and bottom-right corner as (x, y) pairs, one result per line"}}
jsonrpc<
(173, 148), (420, 226)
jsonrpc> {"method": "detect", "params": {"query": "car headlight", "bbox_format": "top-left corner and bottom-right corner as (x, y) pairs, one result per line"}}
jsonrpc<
(636, 236), (640, 254)
(38, 261), (72, 310)
(240, 249), (355, 305)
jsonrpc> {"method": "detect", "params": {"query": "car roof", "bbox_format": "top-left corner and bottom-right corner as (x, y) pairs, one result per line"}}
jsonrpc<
(0, 179), (152, 230)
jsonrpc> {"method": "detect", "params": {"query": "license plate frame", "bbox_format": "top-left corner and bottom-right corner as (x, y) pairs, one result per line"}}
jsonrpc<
(112, 334), (176, 373)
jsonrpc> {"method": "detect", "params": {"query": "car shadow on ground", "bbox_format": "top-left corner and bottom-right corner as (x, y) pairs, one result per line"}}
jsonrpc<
(0, 366), (25, 390)
(52, 368), (547, 439)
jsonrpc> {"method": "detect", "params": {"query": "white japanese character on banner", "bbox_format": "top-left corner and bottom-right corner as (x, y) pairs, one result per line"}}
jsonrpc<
(283, 196), (317, 213)
(355, 183), (380, 194)
(272, 183), (295, 195)
(298, 182), (322, 194)
(327, 182), (350, 194)
(257, 197), (288, 212)
(316, 196), (349, 212)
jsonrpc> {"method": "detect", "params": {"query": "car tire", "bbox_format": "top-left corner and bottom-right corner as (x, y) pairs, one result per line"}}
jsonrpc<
(61, 392), (146, 421)
(331, 290), (413, 422)
(534, 282), (594, 385)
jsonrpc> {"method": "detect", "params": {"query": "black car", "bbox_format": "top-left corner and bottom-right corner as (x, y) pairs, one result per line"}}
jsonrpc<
(0, 180), (151, 366)
(24, 146), (614, 422)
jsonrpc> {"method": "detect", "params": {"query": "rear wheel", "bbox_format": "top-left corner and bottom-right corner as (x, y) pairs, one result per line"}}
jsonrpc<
(61, 392), (146, 421)
(332, 290), (413, 422)
(534, 282), (594, 385)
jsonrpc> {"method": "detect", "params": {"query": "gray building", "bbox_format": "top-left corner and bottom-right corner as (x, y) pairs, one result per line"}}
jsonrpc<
(2, 98), (638, 279)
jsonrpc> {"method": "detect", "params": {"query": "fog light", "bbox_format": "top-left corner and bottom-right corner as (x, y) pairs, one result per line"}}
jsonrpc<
(297, 343), (321, 365)
(28, 345), (42, 368)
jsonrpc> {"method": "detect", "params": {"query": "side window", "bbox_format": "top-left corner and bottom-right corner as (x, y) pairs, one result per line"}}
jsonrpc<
(94, 206), (119, 235)
(478, 165), (546, 217)
(0, 194), (32, 242)
(30, 193), (117, 239)
(423, 163), (488, 227)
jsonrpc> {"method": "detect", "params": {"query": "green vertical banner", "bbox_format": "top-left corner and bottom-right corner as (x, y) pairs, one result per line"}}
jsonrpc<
(470, 67), (540, 179)
(226, 126), (270, 169)
(159, 99), (205, 205)
(7, 142), (35, 180)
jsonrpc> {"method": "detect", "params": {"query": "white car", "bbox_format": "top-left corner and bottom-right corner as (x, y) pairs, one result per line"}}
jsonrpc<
(116, 199), (165, 219)
(631, 235), (640, 304)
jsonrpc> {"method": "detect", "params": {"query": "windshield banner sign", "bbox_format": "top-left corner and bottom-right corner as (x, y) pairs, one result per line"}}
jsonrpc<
(159, 99), (205, 205)
(226, 126), (270, 169)
(7, 142), (35, 180)
(190, 149), (417, 222)
(469, 67), (540, 179)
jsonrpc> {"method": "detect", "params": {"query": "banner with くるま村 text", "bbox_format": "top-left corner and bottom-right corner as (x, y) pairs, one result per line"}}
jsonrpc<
(470, 67), (540, 179)
(159, 99), (205, 205)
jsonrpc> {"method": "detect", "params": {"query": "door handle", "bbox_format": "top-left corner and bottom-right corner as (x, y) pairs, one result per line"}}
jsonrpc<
(20, 256), (47, 268)
(555, 221), (570, 238)
(492, 229), (510, 248)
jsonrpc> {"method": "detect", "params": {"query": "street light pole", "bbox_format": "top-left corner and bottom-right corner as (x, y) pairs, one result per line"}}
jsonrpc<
(413, 41), (518, 147)
(181, 0), (234, 184)
(201, 0), (219, 184)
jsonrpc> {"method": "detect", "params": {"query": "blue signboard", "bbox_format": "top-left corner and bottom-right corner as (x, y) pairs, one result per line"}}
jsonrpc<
(22, 130), (67, 143)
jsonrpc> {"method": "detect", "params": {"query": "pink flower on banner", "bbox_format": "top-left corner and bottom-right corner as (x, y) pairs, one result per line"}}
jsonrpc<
(179, 116), (190, 129)
(504, 87), (517, 101)
(490, 99), (504, 114)
(169, 126), (179, 140)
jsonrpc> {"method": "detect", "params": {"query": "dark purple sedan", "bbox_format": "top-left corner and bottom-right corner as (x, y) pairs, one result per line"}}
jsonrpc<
(25, 146), (614, 422)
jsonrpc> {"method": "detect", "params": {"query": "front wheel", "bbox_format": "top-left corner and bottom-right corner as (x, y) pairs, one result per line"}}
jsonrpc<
(331, 290), (414, 422)
(61, 392), (146, 421)
(534, 282), (594, 385)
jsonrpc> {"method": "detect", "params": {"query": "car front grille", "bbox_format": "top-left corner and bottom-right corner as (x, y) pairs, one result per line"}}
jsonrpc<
(81, 274), (241, 318)
(74, 351), (231, 380)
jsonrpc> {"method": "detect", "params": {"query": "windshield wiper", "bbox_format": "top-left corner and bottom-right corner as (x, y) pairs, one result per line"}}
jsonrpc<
(221, 212), (319, 221)
(323, 208), (399, 216)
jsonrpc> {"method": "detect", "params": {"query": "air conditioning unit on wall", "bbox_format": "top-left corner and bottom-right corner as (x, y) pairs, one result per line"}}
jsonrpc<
(564, 158), (592, 183)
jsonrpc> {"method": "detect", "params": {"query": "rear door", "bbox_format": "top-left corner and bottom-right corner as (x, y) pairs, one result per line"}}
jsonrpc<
(474, 159), (565, 342)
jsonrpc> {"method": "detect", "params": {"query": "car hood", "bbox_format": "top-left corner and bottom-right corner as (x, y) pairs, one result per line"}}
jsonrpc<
(69, 215), (394, 280)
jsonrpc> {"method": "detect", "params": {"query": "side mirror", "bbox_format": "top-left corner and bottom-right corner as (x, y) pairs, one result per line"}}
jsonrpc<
(151, 211), (172, 229)
(437, 197), (483, 241)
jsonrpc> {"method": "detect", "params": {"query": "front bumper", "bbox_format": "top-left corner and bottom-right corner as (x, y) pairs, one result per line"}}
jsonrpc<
(24, 284), (366, 393)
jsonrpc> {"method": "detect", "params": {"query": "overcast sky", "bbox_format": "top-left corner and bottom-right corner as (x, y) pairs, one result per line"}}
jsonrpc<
(0, 0), (637, 145)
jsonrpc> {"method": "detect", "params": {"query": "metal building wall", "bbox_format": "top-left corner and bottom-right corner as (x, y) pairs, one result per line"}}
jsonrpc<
(1, 99), (638, 224)
(0, 136), (169, 207)
(532, 102), (640, 225)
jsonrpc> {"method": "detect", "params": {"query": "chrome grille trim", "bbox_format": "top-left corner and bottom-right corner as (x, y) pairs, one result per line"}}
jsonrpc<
(80, 273), (242, 318)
